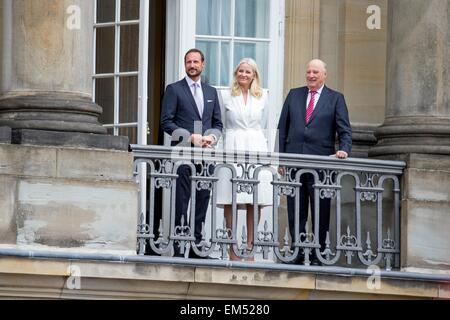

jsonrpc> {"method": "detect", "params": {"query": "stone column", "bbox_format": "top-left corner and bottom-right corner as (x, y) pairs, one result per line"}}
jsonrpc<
(283, 0), (320, 96)
(369, 0), (450, 156)
(369, 0), (450, 271)
(0, 0), (126, 149)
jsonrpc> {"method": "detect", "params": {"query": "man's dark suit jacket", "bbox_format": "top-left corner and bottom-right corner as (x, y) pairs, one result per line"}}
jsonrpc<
(160, 78), (223, 145)
(278, 85), (352, 156)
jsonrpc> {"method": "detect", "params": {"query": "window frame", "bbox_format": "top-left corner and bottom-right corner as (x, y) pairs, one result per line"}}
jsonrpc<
(195, 0), (272, 89)
(92, 0), (149, 145)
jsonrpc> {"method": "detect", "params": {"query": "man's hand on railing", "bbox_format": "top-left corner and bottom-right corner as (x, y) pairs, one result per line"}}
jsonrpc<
(335, 150), (348, 159)
(201, 134), (216, 148)
(190, 133), (204, 147)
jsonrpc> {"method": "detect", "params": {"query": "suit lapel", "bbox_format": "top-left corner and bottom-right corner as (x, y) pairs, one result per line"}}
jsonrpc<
(181, 79), (202, 120)
(307, 86), (329, 125)
(201, 84), (208, 122)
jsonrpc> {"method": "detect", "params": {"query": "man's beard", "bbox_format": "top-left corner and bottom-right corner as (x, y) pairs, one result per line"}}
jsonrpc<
(188, 68), (202, 77)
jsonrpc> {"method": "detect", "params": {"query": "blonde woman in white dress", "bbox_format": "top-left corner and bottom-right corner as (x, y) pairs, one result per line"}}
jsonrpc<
(217, 58), (273, 261)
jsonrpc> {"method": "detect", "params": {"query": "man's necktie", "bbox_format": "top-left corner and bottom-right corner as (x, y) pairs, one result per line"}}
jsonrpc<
(193, 83), (203, 118)
(306, 90), (317, 124)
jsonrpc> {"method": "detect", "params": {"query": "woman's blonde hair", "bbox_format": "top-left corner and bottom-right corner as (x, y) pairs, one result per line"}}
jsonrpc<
(231, 58), (263, 98)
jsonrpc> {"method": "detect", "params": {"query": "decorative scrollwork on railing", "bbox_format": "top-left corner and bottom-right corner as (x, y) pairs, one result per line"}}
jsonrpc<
(278, 228), (294, 259)
(321, 232), (336, 261)
(136, 212), (150, 255)
(196, 180), (213, 191)
(196, 222), (211, 252)
(258, 221), (274, 243)
(320, 188), (337, 199)
(320, 169), (338, 185)
(216, 220), (232, 241)
(362, 172), (379, 188)
(193, 160), (209, 176)
(173, 215), (191, 255)
(216, 219), (233, 259)
(360, 191), (377, 202)
(339, 226), (359, 264)
(155, 177), (172, 189)
(276, 185), (295, 197)
(204, 161), (217, 176)
(236, 163), (257, 180)
(299, 229), (316, 246)
(359, 173), (380, 202)
(382, 229), (395, 250)
(298, 226), (317, 265)
(174, 215), (191, 237)
(237, 182), (254, 194)
(362, 231), (377, 262)
(258, 221), (275, 259)
(285, 168), (297, 183)
(154, 220), (168, 248)
(137, 212), (150, 234)
(318, 169), (339, 199)
(153, 159), (174, 174)
(382, 229), (396, 271)
(237, 225), (250, 255)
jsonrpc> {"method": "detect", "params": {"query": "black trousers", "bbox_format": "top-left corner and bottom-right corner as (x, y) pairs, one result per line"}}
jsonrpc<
(287, 172), (331, 250)
(175, 164), (211, 244)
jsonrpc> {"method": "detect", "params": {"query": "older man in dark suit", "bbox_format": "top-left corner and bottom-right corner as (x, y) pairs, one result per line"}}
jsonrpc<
(161, 48), (223, 258)
(277, 59), (352, 265)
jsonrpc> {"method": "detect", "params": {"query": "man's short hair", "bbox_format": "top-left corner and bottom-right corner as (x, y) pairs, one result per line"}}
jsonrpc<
(184, 48), (205, 62)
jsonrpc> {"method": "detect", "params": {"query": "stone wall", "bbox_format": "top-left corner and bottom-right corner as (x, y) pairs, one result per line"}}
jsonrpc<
(400, 154), (450, 271)
(0, 144), (138, 254)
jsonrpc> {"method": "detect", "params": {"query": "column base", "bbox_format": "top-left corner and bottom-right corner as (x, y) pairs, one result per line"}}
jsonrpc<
(369, 116), (450, 157)
(12, 129), (129, 151)
(0, 126), (11, 143)
(350, 123), (378, 158)
(0, 91), (107, 134)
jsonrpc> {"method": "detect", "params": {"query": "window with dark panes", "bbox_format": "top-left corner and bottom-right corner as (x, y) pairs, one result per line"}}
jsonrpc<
(94, 0), (140, 144)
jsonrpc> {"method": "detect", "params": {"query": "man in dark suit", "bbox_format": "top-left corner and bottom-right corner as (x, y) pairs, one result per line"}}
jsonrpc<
(160, 48), (223, 258)
(277, 59), (352, 265)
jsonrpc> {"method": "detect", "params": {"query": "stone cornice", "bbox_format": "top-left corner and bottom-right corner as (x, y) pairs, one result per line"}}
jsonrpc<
(0, 256), (447, 299)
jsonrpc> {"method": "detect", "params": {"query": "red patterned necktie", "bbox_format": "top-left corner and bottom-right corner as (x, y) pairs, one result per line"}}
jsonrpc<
(306, 90), (317, 124)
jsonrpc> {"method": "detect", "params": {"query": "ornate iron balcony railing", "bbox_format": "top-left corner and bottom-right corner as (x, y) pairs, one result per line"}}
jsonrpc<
(131, 144), (405, 270)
